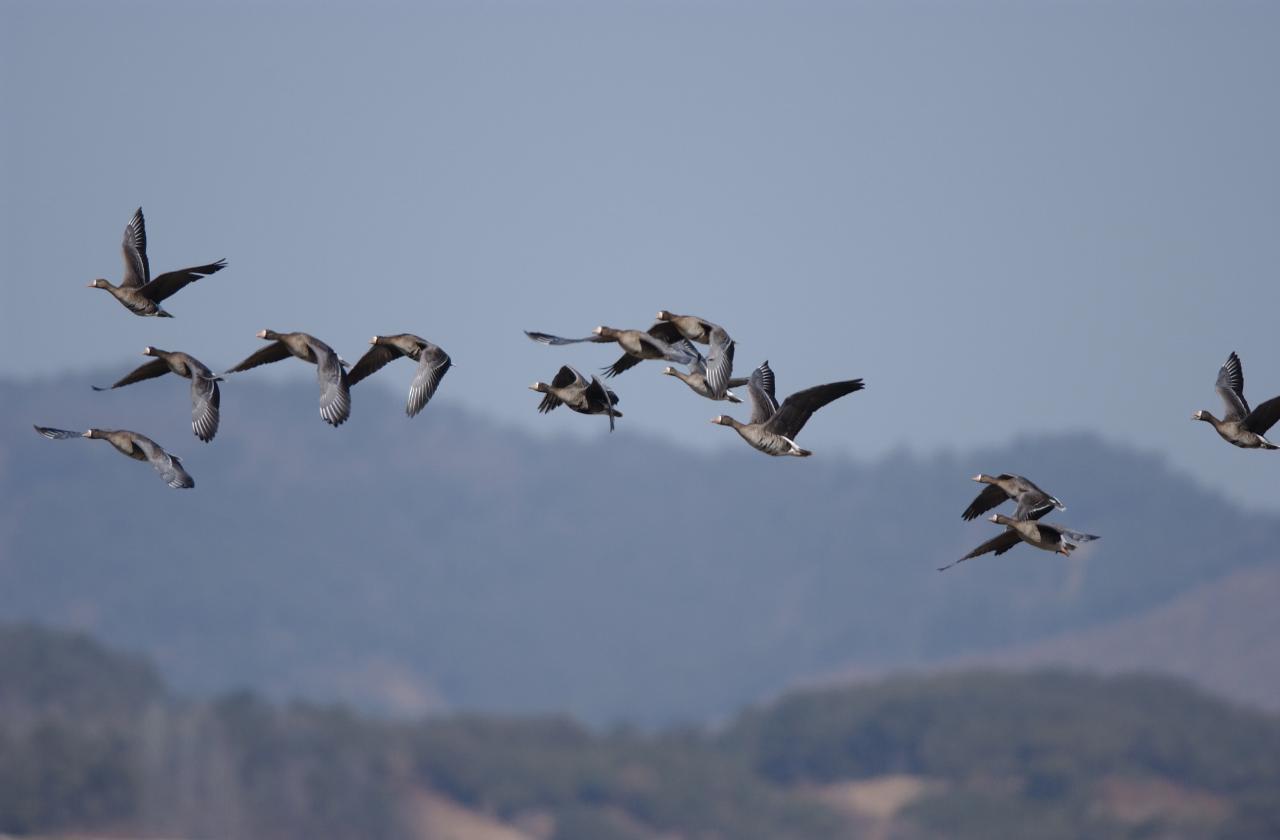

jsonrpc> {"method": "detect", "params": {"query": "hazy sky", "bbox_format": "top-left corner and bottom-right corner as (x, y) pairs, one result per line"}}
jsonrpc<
(4, 0), (1279, 509)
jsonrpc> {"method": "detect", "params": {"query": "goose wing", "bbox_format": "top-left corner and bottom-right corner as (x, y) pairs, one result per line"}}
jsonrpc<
(1216, 352), (1250, 421)
(311, 342), (351, 427)
(225, 341), (292, 374)
(646, 321), (685, 345)
(961, 481), (1011, 521)
(938, 530), (1022, 571)
(190, 376), (220, 442)
(406, 344), (451, 417)
(703, 327), (735, 399)
(586, 375), (618, 432)
(763, 379), (864, 439)
(747, 361), (779, 425)
(603, 352), (643, 378)
(92, 358), (171, 391)
(525, 330), (611, 346)
(34, 425), (83, 440)
(141, 259), (227, 303)
(1244, 395), (1280, 435)
(346, 344), (401, 387)
(120, 207), (149, 288)
(132, 435), (195, 489)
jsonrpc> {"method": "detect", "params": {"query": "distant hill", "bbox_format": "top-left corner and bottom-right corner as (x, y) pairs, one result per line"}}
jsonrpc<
(1, 624), (1278, 840)
(1, 371), (1277, 723)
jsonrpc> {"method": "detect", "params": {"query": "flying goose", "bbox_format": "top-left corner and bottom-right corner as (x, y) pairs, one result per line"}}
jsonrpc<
(653, 311), (721, 344)
(88, 207), (226, 317)
(525, 323), (698, 378)
(1193, 352), (1280, 450)
(529, 365), (621, 431)
(224, 330), (351, 427)
(939, 511), (1099, 571)
(347, 334), (452, 418)
(93, 348), (222, 442)
(962, 474), (1064, 521)
(34, 425), (194, 489)
(710, 361), (864, 456)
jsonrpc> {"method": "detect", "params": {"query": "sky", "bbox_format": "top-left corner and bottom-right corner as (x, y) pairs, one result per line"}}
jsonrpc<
(3, 0), (1279, 510)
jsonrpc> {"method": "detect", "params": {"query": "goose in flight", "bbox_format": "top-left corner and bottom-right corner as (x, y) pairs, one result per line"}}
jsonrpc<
(94, 348), (222, 442)
(525, 322), (699, 378)
(961, 474), (1064, 521)
(710, 361), (864, 456)
(347, 334), (452, 418)
(225, 330), (351, 427)
(34, 425), (194, 489)
(1193, 352), (1280, 450)
(940, 510), (1099, 571)
(88, 207), (226, 317)
(529, 365), (621, 431)
(662, 326), (743, 402)
(654, 311), (722, 345)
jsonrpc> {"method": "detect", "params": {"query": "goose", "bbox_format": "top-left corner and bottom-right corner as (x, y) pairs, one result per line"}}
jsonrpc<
(662, 334), (746, 402)
(88, 207), (226, 317)
(34, 425), (194, 489)
(93, 348), (221, 442)
(653, 311), (722, 345)
(939, 511), (1098, 571)
(224, 330), (350, 427)
(662, 364), (750, 403)
(525, 323), (698, 378)
(529, 365), (621, 431)
(1193, 352), (1280, 450)
(347, 334), (452, 418)
(962, 474), (1064, 521)
(710, 361), (864, 457)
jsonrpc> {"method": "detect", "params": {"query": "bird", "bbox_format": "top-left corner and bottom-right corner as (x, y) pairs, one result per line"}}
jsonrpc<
(224, 330), (350, 427)
(87, 207), (226, 317)
(662, 362), (750, 403)
(653, 311), (722, 345)
(940, 510), (1099, 571)
(1193, 352), (1280, 450)
(525, 323), (699, 378)
(346, 334), (452, 418)
(34, 425), (194, 489)
(961, 474), (1065, 521)
(662, 333), (746, 403)
(93, 347), (222, 442)
(710, 360), (864, 456)
(529, 365), (622, 431)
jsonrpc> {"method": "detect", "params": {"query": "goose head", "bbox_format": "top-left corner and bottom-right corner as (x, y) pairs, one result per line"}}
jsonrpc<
(88, 278), (110, 289)
(257, 329), (280, 341)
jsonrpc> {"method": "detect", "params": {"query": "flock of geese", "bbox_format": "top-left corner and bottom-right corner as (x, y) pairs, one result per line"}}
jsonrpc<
(32, 208), (1280, 569)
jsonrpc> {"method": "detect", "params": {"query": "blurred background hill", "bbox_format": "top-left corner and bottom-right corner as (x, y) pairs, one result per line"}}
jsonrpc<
(3, 373), (1277, 725)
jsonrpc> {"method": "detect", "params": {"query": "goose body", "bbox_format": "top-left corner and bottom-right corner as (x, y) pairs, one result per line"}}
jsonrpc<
(962, 473), (1064, 521)
(529, 365), (621, 431)
(663, 365), (749, 403)
(94, 347), (221, 442)
(1194, 352), (1280, 450)
(711, 361), (864, 457)
(347, 334), (452, 417)
(34, 425), (194, 489)
(88, 207), (226, 317)
(225, 330), (350, 427)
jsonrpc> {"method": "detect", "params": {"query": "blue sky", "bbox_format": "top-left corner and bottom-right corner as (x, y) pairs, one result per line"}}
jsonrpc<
(3, 0), (1279, 509)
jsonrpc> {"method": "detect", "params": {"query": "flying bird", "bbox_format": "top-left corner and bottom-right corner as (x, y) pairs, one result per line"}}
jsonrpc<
(525, 323), (699, 378)
(94, 347), (222, 442)
(710, 361), (864, 457)
(961, 474), (1065, 522)
(34, 425), (194, 489)
(1193, 352), (1280, 450)
(940, 510), (1099, 571)
(529, 365), (622, 431)
(225, 330), (351, 427)
(347, 334), (452, 418)
(88, 207), (226, 317)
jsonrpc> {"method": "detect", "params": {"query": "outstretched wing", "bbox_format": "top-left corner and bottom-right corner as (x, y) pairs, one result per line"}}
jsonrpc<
(132, 436), (195, 489)
(93, 358), (171, 391)
(646, 321), (685, 345)
(602, 352), (643, 378)
(406, 345), (451, 417)
(141, 259), (227, 303)
(747, 361), (779, 425)
(703, 328), (734, 399)
(938, 530), (1022, 571)
(1244, 395), (1280, 436)
(587, 375), (617, 432)
(346, 344), (401, 387)
(34, 425), (82, 440)
(1215, 352), (1249, 420)
(120, 207), (149, 288)
(961, 483), (1011, 521)
(764, 379), (864, 439)
(525, 330), (610, 345)
(312, 343), (351, 427)
(190, 376), (220, 442)
(224, 341), (292, 374)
